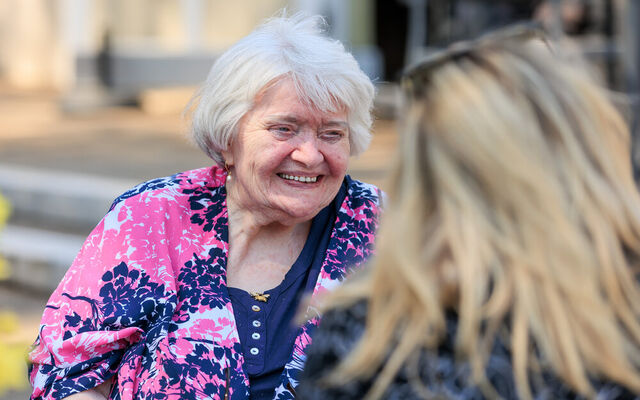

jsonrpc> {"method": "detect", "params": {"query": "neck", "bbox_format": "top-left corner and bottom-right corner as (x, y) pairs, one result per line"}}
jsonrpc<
(226, 194), (312, 267)
(227, 207), (306, 244)
(225, 200), (312, 292)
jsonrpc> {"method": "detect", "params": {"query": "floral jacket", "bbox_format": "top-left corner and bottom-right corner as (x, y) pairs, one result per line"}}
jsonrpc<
(29, 166), (382, 400)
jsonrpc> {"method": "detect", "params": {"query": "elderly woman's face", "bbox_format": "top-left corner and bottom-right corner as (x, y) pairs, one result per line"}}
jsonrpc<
(223, 78), (350, 224)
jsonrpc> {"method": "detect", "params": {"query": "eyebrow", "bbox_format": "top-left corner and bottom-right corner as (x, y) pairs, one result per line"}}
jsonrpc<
(323, 121), (349, 129)
(265, 115), (300, 124)
(265, 115), (349, 129)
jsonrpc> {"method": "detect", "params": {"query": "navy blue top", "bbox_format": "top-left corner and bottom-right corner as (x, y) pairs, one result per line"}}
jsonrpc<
(228, 183), (347, 399)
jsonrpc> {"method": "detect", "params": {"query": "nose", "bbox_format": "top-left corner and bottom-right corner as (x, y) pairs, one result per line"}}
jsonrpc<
(291, 135), (324, 167)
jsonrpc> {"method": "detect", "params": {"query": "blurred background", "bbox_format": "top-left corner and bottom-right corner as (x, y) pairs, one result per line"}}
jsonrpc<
(0, 1), (638, 398)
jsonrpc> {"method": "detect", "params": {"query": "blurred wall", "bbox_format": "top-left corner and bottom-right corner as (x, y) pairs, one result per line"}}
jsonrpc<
(0, 0), (65, 89)
(0, 0), (380, 94)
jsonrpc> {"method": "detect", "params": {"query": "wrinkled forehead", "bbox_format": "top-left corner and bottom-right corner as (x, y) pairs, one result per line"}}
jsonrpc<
(254, 74), (348, 117)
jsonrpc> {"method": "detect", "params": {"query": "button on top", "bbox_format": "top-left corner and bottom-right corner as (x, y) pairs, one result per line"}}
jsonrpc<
(252, 320), (261, 327)
(252, 332), (261, 340)
(250, 347), (259, 355)
(251, 305), (261, 312)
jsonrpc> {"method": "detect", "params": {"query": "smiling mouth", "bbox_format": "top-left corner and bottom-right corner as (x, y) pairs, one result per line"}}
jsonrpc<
(277, 173), (319, 183)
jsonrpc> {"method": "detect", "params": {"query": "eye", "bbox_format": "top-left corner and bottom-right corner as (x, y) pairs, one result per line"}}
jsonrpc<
(269, 125), (296, 138)
(319, 130), (346, 142)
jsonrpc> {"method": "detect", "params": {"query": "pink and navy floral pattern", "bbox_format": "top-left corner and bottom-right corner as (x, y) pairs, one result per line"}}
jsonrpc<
(28, 166), (381, 400)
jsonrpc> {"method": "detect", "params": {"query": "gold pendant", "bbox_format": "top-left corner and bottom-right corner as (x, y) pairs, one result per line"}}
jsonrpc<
(250, 292), (270, 302)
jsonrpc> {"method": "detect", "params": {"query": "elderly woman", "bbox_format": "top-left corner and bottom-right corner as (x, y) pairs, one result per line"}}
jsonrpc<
(298, 26), (640, 399)
(28, 14), (382, 400)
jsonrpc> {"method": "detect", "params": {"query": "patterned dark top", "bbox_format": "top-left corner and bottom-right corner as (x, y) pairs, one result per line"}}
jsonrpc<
(298, 300), (639, 399)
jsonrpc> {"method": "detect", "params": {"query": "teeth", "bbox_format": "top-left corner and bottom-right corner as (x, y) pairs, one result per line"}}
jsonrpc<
(279, 173), (318, 183)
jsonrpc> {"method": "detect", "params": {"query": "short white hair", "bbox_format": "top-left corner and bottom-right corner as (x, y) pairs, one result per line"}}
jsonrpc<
(188, 12), (376, 166)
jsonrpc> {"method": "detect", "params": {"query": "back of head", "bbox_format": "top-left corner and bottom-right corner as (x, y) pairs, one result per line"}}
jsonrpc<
(188, 12), (375, 166)
(328, 29), (640, 399)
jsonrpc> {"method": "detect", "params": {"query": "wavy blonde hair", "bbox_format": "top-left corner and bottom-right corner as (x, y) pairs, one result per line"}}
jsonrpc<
(323, 34), (640, 399)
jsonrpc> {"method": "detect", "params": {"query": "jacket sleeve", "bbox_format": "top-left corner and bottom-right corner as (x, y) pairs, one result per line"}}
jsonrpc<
(28, 195), (175, 400)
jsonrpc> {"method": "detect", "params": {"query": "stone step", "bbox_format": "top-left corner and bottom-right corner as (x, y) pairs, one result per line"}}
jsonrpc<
(0, 164), (140, 292)
(0, 163), (139, 232)
(0, 225), (84, 292)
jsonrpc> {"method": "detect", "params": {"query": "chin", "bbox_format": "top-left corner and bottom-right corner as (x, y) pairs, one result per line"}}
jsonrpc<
(280, 205), (323, 223)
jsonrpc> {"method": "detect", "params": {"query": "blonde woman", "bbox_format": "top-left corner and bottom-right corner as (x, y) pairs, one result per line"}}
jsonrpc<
(298, 26), (640, 399)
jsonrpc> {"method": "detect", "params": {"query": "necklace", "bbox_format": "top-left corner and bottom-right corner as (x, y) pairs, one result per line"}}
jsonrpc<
(250, 292), (270, 302)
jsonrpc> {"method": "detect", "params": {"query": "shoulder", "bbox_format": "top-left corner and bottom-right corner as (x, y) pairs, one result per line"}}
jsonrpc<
(298, 300), (370, 399)
(339, 177), (384, 230)
(318, 299), (368, 336)
(307, 300), (368, 367)
(108, 166), (225, 210)
(302, 306), (640, 400)
(306, 300), (368, 362)
(344, 176), (384, 209)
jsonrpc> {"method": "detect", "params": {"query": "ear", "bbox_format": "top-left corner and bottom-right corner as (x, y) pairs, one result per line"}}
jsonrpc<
(221, 145), (234, 166)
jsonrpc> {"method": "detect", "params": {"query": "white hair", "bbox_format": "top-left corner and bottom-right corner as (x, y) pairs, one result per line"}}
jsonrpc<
(188, 12), (376, 166)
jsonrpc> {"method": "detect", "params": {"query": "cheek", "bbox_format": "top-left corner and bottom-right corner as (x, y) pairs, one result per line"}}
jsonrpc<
(247, 143), (290, 174)
(265, 147), (295, 171)
(327, 147), (350, 176)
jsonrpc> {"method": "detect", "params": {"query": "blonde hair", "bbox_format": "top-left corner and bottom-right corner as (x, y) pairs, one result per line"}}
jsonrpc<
(322, 36), (640, 399)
